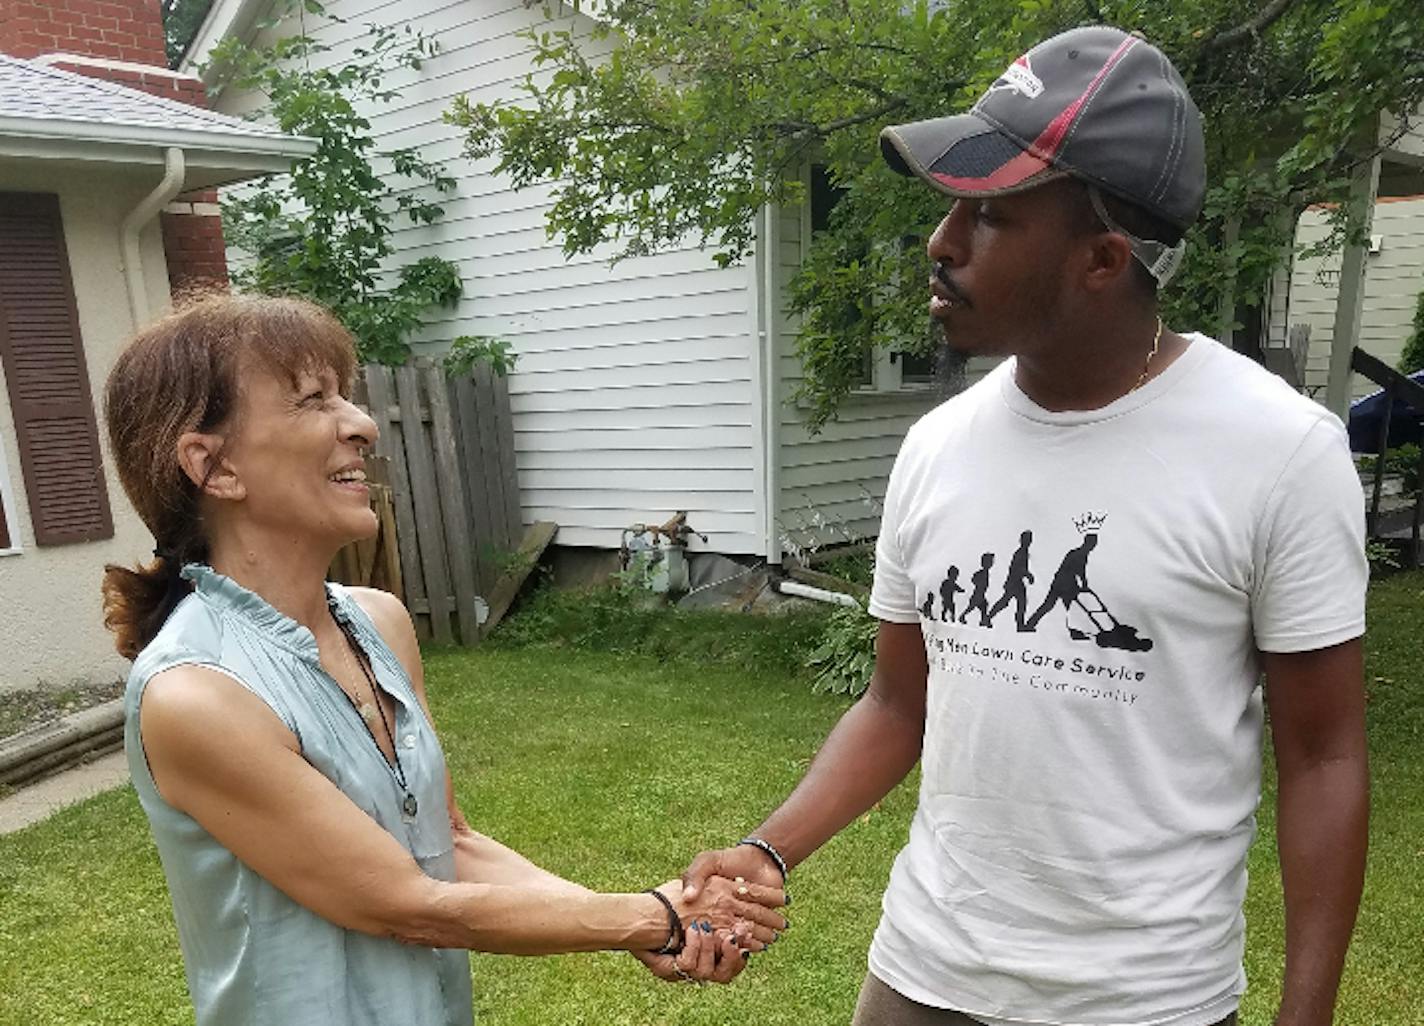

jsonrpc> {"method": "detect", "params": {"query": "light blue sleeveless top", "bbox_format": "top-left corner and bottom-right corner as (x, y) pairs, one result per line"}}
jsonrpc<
(124, 564), (474, 1026)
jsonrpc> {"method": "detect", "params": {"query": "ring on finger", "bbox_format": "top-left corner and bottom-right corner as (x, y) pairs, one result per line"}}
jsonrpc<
(673, 967), (698, 984)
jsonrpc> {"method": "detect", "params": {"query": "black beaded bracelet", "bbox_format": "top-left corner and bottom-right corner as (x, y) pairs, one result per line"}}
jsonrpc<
(645, 888), (684, 955)
(738, 836), (789, 881)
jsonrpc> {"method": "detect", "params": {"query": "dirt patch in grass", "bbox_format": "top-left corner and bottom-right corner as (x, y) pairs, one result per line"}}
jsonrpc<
(0, 680), (124, 742)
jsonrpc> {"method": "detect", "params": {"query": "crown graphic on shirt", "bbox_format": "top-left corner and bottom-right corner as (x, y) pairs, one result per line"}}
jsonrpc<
(1072, 511), (1108, 535)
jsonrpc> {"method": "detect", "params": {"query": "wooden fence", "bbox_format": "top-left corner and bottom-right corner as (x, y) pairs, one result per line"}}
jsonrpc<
(342, 358), (527, 644)
(328, 455), (402, 597)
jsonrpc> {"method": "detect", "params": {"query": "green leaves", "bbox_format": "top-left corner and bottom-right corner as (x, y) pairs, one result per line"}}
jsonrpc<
(808, 603), (878, 697)
(1400, 289), (1424, 376)
(444, 336), (519, 378)
(211, 4), (505, 370)
(448, 0), (1424, 419)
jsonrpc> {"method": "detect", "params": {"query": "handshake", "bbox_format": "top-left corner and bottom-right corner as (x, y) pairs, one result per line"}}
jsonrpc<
(635, 839), (792, 985)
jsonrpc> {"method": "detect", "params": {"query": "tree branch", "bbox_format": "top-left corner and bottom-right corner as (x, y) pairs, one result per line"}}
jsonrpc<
(1203, 0), (1299, 51)
(766, 98), (909, 140)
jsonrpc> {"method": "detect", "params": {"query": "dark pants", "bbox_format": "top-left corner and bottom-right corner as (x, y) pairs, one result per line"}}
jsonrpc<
(850, 972), (1239, 1026)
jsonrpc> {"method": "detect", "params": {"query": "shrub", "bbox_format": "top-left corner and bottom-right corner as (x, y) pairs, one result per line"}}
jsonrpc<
(1359, 444), (1422, 494)
(489, 579), (826, 681)
(807, 604), (878, 697)
(1400, 287), (1424, 376)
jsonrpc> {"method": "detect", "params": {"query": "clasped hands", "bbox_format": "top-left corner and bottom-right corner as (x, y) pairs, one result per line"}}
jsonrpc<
(634, 843), (790, 985)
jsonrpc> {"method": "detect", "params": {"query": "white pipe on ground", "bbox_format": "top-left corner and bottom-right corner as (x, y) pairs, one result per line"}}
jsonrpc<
(772, 578), (862, 609)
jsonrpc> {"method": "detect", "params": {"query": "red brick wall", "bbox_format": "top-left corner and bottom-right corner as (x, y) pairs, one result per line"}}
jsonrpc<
(161, 203), (230, 297)
(0, 0), (168, 66)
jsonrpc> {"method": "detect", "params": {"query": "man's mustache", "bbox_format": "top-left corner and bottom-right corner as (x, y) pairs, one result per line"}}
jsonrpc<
(932, 262), (971, 307)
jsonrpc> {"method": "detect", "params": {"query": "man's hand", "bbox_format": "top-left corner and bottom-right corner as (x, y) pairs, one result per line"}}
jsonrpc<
(681, 844), (785, 902)
(657, 874), (786, 950)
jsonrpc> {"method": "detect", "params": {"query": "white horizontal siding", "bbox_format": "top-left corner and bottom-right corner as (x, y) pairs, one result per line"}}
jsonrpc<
(511, 380), (748, 415)
(218, 0), (763, 553)
(518, 422), (752, 447)
(520, 445), (753, 469)
(1285, 198), (1424, 400)
(512, 403), (751, 432)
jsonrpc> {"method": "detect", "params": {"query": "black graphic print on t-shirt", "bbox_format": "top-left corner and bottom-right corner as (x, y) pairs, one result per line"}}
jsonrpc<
(918, 515), (1153, 653)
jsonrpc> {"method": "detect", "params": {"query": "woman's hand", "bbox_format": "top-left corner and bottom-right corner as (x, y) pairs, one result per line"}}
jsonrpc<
(632, 922), (748, 984)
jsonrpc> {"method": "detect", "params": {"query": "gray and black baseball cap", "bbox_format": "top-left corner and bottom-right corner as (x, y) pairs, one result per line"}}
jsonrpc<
(880, 26), (1205, 283)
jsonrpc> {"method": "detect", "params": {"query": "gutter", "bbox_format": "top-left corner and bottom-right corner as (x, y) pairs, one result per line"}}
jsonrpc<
(0, 115), (317, 160)
(121, 147), (185, 328)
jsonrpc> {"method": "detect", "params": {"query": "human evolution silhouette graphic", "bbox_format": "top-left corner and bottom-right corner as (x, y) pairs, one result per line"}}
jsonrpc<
(919, 513), (1154, 653)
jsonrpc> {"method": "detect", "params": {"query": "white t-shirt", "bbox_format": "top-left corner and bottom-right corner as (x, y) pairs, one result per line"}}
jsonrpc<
(866, 336), (1366, 1026)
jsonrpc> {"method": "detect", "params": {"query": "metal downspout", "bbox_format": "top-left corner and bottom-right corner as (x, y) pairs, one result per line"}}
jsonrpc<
(762, 202), (782, 565)
(121, 147), (186, 328)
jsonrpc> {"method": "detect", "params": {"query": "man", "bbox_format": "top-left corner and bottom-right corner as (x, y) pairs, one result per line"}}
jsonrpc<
(987, 530), (1035, 631)
(683, 25), (1368, 1026)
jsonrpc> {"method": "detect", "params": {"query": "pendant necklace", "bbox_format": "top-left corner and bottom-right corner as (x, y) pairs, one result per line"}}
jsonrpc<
(332, 613), (419, 820)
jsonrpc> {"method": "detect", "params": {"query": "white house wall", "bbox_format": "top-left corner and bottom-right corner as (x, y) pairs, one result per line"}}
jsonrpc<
(1286, 197), (1424, 399)
(209, 0), (764, 553)
(0, 165), (169, 694)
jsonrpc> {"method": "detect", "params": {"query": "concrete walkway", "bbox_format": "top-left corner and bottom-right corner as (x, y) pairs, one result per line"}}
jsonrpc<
(0, 751), (129, 836)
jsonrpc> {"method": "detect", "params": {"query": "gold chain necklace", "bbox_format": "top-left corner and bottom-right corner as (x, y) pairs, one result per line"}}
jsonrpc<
(332, 627), (379, 726)
(1132, 317), (1165, 392)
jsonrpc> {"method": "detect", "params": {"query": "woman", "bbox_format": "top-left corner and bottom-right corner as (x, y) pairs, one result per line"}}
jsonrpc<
(100, 294), (786, 1026)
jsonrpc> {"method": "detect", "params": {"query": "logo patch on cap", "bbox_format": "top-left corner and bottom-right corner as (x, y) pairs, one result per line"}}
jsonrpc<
(988, 56), (1043, 99)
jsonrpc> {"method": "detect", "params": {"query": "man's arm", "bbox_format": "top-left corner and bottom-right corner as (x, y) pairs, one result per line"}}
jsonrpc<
(1261, 638), (1369, 1026)
(684, 619), (927, 893)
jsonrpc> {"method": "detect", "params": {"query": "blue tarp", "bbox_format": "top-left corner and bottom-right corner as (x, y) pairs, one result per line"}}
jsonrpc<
(1347, 370), (1424, 453)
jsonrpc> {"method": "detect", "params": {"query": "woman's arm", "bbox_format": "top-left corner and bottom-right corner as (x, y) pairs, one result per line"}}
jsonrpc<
(348, 587), (772, 978)
(140, 666), (784, 954)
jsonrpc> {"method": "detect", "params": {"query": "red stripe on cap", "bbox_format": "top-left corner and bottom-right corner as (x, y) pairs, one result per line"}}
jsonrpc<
(931, 147), (1051, 192)
(1029, 36), (1136, 161)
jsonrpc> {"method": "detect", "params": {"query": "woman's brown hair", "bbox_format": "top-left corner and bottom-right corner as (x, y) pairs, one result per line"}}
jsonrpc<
(101, 293), (357, 660)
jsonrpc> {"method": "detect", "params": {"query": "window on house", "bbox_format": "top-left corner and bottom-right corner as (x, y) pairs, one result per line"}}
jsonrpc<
(0, 452), (13, 551)
(810, 163), (846, 233)
(896, 348), (938, 384)
(0, 192), (114, 547)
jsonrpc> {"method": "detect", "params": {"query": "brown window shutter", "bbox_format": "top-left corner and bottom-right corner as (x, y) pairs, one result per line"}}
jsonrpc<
(0, 475), (10, 549)
(0, 193), (113, 546)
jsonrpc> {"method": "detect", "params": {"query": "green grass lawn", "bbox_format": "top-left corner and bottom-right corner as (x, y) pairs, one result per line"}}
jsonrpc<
(0, 574), (1420, 1025)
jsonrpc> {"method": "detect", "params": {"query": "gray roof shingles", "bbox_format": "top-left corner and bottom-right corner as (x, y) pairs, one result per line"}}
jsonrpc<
(0, 54), (292, 145)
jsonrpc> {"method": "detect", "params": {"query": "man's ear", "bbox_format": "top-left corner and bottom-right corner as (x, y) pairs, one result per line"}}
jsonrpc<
(1081, 230), (1135, 294)
(176, 432), (245, 501)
